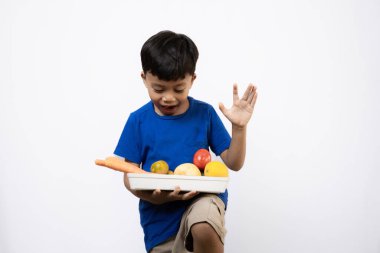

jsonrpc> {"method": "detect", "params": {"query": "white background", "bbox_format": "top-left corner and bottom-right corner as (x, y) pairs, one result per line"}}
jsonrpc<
(1, 0), (379, 252)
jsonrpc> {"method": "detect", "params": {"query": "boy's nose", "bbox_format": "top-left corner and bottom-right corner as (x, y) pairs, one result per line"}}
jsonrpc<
(163, 95), (175, 102)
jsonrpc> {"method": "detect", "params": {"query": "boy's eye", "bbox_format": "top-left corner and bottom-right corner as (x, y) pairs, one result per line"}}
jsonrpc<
(175, 89), (185, 93)
(153, 89), (164, 93)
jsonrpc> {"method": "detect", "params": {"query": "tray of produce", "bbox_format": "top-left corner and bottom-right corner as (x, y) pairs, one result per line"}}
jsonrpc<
(96, 149), (229, 193)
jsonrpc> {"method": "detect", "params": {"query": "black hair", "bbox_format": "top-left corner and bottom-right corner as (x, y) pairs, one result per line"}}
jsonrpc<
(140, 30), (199, 81)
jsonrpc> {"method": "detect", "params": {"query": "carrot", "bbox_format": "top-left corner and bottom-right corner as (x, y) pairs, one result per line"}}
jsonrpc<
(95, 156), (149, 174)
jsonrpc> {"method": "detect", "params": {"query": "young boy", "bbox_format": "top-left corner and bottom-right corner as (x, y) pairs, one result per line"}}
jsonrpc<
(114, 30), (257, 253)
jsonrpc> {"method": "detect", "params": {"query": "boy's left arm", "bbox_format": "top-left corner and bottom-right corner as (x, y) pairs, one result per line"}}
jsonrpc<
(219, 84), (258, 171)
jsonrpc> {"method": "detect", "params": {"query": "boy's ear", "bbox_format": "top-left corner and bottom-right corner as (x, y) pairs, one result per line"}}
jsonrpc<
(141, 71), (147, 86)
(191, 73), (197, 83)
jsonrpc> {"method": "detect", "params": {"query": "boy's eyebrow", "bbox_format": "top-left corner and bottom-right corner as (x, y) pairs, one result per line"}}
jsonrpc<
(152, 83), (164, 87)
(152, 82), (185, 87)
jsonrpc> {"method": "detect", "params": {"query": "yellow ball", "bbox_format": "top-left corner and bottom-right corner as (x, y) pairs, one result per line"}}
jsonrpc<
(204, 161), (229, 177)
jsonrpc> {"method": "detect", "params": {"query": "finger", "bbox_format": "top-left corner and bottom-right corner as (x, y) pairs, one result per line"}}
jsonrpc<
(249, 85), (258, 103)
(95, 159), (106, 166)
(242, 84), (254, 101)
(247, 85), (257, 104)
(180, 191), (198, 200)
(251, 91), (258, 107)
(185, 191), (199, 200)
(233, 83), (239, 102)
(172, 186), (181, 196)
(152, 189), (161, 196)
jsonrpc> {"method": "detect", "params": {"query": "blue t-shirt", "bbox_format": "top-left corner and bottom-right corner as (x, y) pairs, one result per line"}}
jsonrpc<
(114, 97), (231, 252)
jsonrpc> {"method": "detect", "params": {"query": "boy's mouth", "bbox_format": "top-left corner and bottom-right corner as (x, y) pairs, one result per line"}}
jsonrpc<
(160, 105), (177, 115)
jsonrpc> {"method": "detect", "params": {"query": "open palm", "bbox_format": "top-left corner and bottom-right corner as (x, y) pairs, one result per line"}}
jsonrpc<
(219, 84), (258, 128)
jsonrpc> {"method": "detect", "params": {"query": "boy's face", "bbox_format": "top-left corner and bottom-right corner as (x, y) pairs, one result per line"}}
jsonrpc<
(142, 72), (196, 116)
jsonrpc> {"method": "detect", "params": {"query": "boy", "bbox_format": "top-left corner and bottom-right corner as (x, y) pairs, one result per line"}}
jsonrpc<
(114, 30), (257, 253)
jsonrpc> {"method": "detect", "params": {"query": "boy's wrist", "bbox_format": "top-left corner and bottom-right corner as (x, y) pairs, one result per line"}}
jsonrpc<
(232, 124), (247, 131)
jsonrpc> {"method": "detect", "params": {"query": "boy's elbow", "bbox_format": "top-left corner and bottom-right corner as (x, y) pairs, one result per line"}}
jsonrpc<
(229, 164), (243, 172)
(225, 159), (244, 171)
(221, 150), (245, 172)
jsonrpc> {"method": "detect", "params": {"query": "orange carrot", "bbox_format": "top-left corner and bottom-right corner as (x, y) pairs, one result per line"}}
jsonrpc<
(95, 156), (149, 174)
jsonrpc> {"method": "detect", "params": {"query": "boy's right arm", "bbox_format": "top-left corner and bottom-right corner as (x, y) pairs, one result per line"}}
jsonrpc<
(123, 162), (198, 205)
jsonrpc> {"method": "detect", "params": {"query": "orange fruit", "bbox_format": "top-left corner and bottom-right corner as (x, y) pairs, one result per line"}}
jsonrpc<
(204, 161), (228, 177)
(150, 160), (169, 174)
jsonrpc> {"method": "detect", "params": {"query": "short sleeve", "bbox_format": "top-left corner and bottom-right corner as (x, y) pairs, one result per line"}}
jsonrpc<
(114, 113), (142, 164)
(209, 107), (231, 156)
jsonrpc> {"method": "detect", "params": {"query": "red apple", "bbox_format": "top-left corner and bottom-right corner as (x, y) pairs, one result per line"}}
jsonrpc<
(193, 149), (211, 170)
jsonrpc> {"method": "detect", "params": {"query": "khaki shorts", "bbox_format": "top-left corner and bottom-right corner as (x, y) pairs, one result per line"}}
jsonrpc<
(150, 194), (226, 253)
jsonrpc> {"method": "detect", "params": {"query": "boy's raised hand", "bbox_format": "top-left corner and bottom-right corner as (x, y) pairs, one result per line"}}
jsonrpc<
(219, 84), (258, 128)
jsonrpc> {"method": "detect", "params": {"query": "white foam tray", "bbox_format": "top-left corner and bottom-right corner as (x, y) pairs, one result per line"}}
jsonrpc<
(127, 173), (228, 193)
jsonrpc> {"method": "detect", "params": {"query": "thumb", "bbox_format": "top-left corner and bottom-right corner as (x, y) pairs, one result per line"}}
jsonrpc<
(153, 189), (161, 196)
(219, 102), (227, 115)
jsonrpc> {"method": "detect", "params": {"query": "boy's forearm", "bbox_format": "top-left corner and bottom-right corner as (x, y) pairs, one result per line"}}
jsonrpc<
(223, 125), (247, 171)
(123, 173), (160, 203)
(132, 190), (161, 204)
